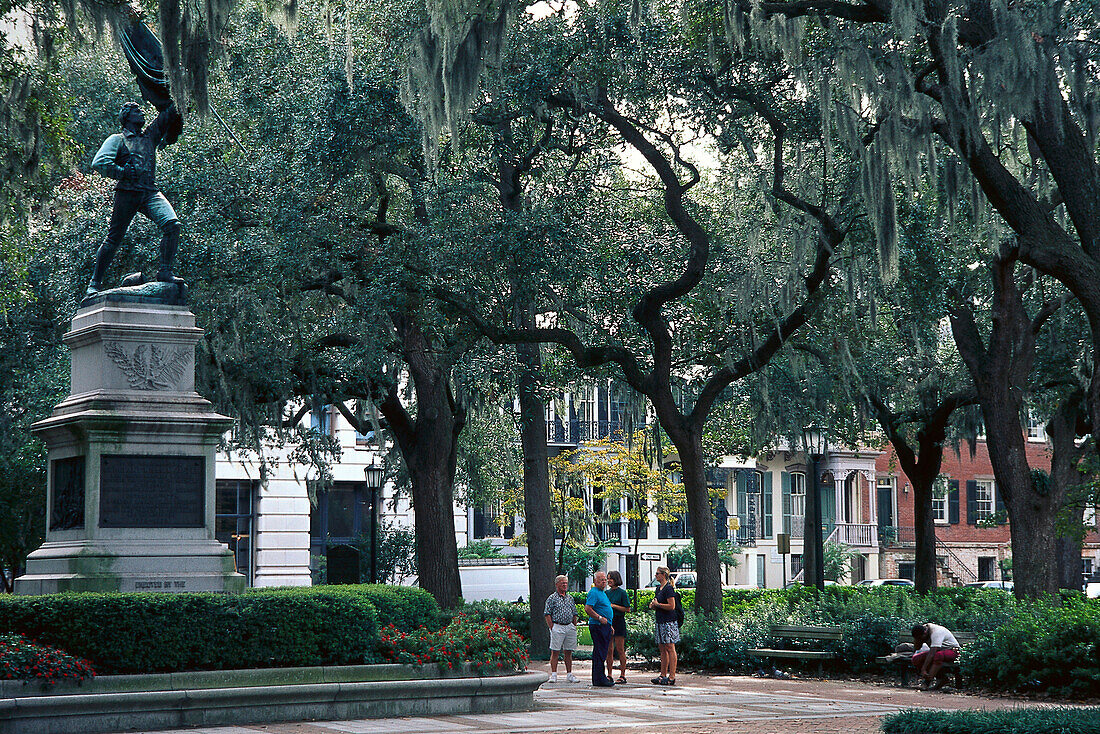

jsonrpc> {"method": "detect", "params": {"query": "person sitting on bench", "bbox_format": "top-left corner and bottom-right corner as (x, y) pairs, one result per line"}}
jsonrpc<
(911, 622), (960, 690)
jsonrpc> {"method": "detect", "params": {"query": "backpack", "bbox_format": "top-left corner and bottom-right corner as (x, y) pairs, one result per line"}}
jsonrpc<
(674, 591), (685, 628)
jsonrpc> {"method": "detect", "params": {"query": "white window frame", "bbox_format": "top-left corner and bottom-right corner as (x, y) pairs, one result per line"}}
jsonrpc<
(790, 472), (806, 519)
(932, 476), (949, 524)
(1026, 411), (1047, 442)
(574, 387), (596, 425)
(974, 479), (995, 519)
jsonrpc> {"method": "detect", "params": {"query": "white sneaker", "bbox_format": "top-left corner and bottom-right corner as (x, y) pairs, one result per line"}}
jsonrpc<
(549, 672), (558, 683)
(566, 673), (578, 683)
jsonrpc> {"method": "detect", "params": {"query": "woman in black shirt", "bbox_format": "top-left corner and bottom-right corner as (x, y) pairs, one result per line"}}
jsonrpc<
(604, 570), (631, 683)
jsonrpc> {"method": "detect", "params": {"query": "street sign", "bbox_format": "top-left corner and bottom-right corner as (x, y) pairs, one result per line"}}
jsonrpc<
(640, 553), (661, 561)
(777, 533), (791, 555)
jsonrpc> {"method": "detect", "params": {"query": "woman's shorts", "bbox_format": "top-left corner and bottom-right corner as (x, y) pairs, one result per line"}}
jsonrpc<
(612, 616), (627, 637)
(655, 621), (681, 645)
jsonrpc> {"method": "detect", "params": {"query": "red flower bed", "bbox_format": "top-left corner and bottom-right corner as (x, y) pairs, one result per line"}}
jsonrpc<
(0, 633), (96, 686)
(378, 615), (529, 672)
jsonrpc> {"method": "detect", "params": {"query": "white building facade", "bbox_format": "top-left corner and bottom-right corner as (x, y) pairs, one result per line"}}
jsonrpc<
(217, 386), (893, 594)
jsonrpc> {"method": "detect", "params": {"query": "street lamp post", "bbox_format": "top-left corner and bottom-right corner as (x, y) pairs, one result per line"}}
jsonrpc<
(802, 426), (828, 590)
(363, 462), (385, 584)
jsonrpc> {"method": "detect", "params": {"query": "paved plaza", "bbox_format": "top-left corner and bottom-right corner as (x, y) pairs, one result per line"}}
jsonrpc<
(120, 663), (1058, 734)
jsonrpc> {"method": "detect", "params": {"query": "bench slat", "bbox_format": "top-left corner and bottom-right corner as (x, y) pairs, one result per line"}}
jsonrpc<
(748, 649), (836, 660)
(771, 625), (844, 641)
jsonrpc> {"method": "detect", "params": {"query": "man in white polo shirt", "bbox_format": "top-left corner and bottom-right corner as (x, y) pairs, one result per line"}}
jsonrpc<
(911, 622), (961, 690)
(543, 575), (579, 683)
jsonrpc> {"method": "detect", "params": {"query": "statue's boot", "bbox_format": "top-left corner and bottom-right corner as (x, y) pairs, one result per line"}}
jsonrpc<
(86, 241), (116, 296)
(156, 219), (185, 284)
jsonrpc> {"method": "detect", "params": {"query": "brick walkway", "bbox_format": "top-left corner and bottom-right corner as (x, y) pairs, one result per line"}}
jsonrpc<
(131, 663), (1057, 734)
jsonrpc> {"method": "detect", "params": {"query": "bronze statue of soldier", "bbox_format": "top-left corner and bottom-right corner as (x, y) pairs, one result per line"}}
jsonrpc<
(88, 101), (184, 296)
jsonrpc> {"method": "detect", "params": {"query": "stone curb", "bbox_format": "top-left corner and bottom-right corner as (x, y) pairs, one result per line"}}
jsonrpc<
(0, 666), (548, 734)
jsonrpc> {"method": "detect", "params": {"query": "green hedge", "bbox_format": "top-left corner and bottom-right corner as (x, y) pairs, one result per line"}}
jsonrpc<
(443, 600), (532, 640)
(0, 585), (437, 675)
(881, 707), (1100, 733)
(962, 597), (1100, 697)
(619, 587), (1100, 697)
(354, 584), (440, 630)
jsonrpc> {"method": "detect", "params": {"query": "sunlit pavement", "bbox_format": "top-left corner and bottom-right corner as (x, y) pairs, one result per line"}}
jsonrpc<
(125, 662), (1060, 734)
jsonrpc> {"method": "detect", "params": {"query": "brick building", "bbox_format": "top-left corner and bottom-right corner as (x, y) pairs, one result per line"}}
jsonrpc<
(875, 434), (1100, 586)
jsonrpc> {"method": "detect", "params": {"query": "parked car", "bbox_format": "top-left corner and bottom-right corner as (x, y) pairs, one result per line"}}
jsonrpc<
(965, 580), (1014, 591)
(646, 571), (697, 588)
(1084, 574), (1099, 599)
(856, 578), (915, 587)
(783, 580), (839, 589)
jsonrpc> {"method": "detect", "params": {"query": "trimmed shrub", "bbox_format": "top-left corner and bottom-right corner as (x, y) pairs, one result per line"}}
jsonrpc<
(624, 586), (1100, 695)
(353, 584), (440, 631)
(962, 598), (1100, 697)
(377, 615), (529, 673)
(0, 586), (438, 674)
(443, 600), (532, 640)
(0, 633), (96, 686)
(881, 707), (1100, 733)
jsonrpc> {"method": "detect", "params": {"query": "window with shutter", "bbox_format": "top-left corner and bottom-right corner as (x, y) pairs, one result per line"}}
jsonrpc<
(781, 471), (792, 535)
(966, 479), (978, 525)
(932, 476), (949, 523)
(948, 479), (960, 524)
(761, 471), (773, 538)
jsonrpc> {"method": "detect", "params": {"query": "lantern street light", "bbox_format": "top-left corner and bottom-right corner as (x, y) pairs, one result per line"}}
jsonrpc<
(364, 462), (385, 584)
(801, 426), (828, 590)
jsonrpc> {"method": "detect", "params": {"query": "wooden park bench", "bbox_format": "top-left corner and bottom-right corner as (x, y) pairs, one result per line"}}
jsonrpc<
(876, 630), (977, 687)
(748, 624), (844, 678)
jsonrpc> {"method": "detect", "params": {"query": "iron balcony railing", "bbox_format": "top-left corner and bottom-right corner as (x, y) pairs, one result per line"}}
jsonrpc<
(546, 419), (627, 444)
(879, 525), (916, 547)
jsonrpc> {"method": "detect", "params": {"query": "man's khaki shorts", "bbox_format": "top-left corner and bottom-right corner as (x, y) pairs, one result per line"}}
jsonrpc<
(549, 623), (578, 651)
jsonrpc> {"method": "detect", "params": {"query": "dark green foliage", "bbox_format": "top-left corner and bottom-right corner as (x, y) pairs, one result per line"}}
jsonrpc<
(621, 587), (1100, 695)
(457, 540), (505, 558)
(352, 584), (440, 631)
(442, 600), (532, 640)
(666, 541), (741, 570)
(881, 707), (1100, 734)
(839, 614), (906, 673)
(0, 586), (434, 675)
(962, 598), (1100, 697)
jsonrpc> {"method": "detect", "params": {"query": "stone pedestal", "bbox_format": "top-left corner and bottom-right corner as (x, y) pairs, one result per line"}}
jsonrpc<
(14, 297), (245, 594)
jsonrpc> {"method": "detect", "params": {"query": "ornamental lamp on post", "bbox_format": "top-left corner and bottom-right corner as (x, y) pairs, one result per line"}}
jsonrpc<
(364, 462), (385, 584)
(801, 425), (828, 590)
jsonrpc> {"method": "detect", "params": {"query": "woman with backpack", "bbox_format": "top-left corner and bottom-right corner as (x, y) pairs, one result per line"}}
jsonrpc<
(648, 566), (679, 685)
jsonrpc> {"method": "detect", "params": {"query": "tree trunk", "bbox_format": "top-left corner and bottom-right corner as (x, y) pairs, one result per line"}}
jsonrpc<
(868, 395), (963, 593)
(983, 406), (1060, 597)
(909, 473), (939, 593)
(380, 318), (463, 609)
(1055, 536), (1083, 592)
(949, 255), (1064, 598)
(1048, 390), (1086, 591)
(663, 420), (723, 614)
(495, 120), (557, 652)
(517, 339), (555, 656)
(406, 452), (463, 608)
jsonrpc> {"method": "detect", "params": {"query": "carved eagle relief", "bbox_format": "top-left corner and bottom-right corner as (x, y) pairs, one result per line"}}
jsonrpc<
(103, 342), (188, 390)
